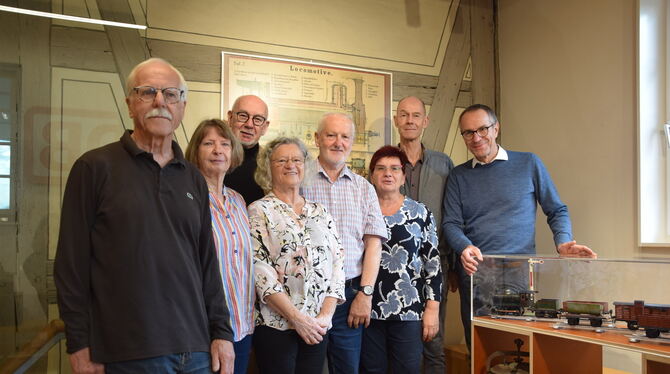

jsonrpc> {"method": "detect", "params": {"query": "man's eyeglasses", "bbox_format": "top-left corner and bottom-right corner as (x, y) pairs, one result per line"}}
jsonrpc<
(132, 86), (184, 104)
(271, 158), (304, 167)
(235, 111), (267, 127)
(461, 124), (495, 140)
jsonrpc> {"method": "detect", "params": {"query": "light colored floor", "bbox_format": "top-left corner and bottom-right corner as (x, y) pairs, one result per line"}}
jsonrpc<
(604, 368), (635, 374)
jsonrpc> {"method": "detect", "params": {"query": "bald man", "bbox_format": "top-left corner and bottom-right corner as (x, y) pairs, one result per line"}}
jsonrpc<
(225, 95), (270, 205)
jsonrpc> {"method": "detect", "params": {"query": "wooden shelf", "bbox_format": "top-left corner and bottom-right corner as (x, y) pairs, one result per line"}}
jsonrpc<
(473, 316), (670, 374)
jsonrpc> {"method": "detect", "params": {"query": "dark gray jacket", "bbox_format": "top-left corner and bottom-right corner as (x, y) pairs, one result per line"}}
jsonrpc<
(400, 148), (455, 267)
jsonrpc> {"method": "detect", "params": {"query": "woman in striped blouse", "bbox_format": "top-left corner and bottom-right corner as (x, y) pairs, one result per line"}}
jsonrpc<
(186, 119), (254, 374)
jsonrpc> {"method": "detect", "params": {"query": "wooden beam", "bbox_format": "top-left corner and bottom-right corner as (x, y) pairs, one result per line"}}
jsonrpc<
(392, 71), (438, 104)
(51, 26), (115, 72)
(16, 0), (50, 354)
(470, 0), (496, 109)
(147, 39), (222, 83)
(422, 0), (471, 151)
(95, 0), (149, 87)
(456, 90), (472, 108)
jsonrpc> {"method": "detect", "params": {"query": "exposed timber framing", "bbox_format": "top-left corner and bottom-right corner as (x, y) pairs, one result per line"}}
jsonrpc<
(470, 0), (496, 109)
(422, 0), (471, 152)
(95, 0), (150, 89)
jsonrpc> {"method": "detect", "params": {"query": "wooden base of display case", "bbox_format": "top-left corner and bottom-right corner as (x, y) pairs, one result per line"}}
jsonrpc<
(473, 316), (670, 374)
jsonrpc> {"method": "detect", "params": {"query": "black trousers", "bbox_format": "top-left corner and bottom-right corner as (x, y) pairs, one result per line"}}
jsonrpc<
(253, 325), (328, 374)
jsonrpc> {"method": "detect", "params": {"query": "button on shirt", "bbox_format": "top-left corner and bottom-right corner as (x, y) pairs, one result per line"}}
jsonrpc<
(405, 158), (423, 200)
(209, 186), (255, 342)
(302, 161), (388, 279)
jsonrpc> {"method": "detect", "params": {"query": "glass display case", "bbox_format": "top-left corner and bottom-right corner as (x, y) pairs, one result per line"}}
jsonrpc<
(470, 255), (670, 374)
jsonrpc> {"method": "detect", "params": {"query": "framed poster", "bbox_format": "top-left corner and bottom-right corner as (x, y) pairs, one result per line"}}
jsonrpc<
(222, 52), (392, 176)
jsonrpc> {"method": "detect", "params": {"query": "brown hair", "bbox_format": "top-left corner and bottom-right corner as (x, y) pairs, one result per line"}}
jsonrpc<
(185, 118), (243, 172)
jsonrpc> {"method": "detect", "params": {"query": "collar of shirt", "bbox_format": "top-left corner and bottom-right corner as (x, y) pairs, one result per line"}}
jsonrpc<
(471, 144), (508, 168)
(264, 191), (316, 217)
(244, 143), (260, 158)
(397, 143), (425, 164)
(121, 130), (186, 167)
(314, 158), (354, 183)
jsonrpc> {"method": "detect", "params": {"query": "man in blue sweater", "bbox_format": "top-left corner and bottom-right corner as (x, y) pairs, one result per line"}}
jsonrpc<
(442, 104), (595, 347)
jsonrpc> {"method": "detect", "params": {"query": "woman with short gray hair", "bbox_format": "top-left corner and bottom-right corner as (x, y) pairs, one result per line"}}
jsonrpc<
(248, 137), (345, 373)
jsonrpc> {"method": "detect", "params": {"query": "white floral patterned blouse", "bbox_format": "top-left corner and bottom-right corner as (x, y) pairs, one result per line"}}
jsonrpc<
(248, 193), (346, 330)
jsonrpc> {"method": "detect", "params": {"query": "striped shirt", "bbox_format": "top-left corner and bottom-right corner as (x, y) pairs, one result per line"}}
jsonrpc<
(302, 161), (388, 279)
(209, 186), (255, 341)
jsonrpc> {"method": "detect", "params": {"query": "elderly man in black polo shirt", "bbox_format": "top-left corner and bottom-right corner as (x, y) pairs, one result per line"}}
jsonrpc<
(54, 58), (235, 374)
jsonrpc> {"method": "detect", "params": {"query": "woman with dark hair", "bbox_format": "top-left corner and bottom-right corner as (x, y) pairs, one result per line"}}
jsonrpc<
(185, 119), (253, 374)
(360, 145), (442, 374)
(248, 137), (345, 374)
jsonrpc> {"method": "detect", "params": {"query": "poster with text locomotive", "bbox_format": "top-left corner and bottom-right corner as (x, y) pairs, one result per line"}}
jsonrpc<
(222, 52), (392, 176)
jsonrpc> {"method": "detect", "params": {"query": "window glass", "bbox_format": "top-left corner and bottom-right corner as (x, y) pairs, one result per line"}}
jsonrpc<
(0, 177), (8, 209)
(0, 145), (9, 175)
(0, 77), (10, 142)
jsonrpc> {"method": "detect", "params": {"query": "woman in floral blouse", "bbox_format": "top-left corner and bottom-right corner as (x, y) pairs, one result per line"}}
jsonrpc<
(360, 145), (442, 374)
(248, 137), (345, 374)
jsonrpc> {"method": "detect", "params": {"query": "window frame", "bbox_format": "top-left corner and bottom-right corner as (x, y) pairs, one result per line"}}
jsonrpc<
(0, 65), (19, 223)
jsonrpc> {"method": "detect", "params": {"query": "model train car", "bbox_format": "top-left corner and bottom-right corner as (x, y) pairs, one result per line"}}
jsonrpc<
(614, 300), (670, 338)
(532, 298), (560, 318)
(562, 300), (610, 327)
(490, 290), (560, 318)
(491, 290), (536, 316)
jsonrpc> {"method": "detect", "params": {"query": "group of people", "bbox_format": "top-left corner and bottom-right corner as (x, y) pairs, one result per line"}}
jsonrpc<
(54, 57), (596, 374)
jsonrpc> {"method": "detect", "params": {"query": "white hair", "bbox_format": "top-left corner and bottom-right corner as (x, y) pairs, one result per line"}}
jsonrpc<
(125, 58), (188, 100)
(316, 112), (355, 135)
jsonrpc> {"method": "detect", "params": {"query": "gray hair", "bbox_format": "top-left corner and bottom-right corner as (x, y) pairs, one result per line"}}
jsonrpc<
(125, 57), (188, 100)
(459, 103), (498, 125)
(315, 112), (355, 135)
(254, 137), (314, 193)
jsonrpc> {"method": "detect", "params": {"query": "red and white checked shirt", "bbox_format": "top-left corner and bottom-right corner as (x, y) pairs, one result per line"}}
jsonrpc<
(302, 161), (388, 279)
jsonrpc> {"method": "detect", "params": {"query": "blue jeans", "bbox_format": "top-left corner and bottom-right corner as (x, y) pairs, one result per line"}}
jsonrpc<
(360, 319), (423, 374)
(233, 334), (252, 374)
(105, 351), (211, 374)
(327, 276), (363, 374)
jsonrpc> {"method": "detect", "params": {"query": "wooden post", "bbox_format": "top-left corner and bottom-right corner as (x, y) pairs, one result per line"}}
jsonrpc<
(423, 0), (471, 152)
(95, 0), (150, 89)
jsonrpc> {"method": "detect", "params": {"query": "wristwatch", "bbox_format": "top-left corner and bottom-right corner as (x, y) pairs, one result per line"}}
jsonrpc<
(360, 285), (373, 296)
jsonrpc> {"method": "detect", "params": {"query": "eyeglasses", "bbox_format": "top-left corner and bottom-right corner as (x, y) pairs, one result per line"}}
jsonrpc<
(132, 86), (184, 104)
(373, 165), (403, 173)
(235, 111), (267, 127)
(271, 157), (304, 167)
(461, 123), (495, 140)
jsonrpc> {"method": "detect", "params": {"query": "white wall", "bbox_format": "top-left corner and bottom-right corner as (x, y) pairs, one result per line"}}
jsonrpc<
(498, 0), (640, 258)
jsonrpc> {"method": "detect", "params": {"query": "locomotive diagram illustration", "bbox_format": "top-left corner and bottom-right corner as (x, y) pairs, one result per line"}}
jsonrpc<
(222, 53), (392, 176)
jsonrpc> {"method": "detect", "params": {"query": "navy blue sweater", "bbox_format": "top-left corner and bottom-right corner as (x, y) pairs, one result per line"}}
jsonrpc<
(442, 151), (572, 256)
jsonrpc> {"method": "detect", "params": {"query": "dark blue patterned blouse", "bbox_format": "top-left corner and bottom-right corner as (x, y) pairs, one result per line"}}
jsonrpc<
(370, 197), (442, 321)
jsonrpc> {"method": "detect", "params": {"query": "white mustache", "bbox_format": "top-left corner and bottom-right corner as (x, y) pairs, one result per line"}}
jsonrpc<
(145, 108), (172, 121)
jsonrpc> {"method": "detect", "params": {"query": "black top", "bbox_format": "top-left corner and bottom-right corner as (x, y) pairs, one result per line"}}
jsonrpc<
(54, 131), (233, 363)
(225, 143), (265, 206)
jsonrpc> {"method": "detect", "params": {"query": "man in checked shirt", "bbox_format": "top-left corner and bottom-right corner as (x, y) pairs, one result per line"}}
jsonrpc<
(302, 112), (388, 374)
